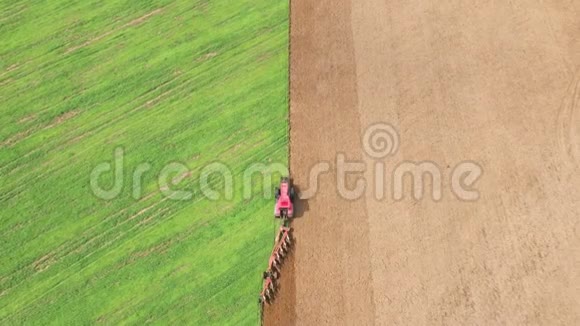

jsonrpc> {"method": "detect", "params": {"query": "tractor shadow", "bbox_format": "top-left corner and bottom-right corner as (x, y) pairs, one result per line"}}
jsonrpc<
(292, 184), (309, 218)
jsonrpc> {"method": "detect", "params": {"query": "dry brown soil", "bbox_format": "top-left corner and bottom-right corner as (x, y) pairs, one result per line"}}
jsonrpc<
(266, 1), (580, 325)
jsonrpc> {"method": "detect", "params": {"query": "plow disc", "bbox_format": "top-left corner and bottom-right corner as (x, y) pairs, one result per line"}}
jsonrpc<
(260, 226), (293, 306)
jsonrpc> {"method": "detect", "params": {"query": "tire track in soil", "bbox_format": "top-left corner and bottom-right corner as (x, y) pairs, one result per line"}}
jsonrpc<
(557, 71), (580, 168)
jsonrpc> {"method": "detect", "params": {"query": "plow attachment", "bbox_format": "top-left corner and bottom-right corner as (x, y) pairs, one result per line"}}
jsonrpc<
(259, 226), (293, 306)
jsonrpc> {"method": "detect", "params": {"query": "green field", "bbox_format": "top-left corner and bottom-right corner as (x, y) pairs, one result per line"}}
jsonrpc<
(0, 1), (288, 324)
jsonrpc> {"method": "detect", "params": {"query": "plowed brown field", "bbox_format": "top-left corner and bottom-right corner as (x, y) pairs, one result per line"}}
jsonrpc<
(265, 1), (580, 325)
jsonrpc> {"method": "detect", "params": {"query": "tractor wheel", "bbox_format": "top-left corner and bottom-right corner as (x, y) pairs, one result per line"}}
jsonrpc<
(275, 188), (281, 200)
(289, 187), (296, 201)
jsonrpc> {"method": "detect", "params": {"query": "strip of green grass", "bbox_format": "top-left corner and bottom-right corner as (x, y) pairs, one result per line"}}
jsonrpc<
(0, 0), (288, 324)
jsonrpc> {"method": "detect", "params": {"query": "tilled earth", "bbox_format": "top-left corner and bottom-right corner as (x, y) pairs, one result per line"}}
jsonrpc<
(265, 1), (580, 325)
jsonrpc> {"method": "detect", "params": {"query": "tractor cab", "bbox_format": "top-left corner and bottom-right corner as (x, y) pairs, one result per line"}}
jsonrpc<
(274, 177), (296, 219)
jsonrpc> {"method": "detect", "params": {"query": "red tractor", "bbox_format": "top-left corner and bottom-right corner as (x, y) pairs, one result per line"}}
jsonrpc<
(274, 177), (296, 219)
(259, 178), (297, 308)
